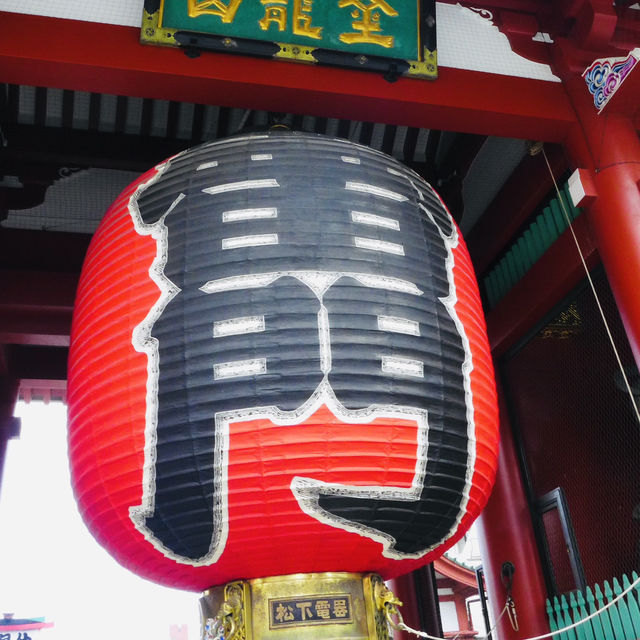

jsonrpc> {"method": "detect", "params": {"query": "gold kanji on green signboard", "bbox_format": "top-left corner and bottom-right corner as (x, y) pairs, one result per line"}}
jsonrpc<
(338, 0), (398, 48)
(258, 0), (322, 38)
(188, 0), (243, 23)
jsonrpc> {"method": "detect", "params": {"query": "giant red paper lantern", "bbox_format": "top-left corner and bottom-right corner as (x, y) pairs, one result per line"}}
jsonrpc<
(68, 132), (499, 591)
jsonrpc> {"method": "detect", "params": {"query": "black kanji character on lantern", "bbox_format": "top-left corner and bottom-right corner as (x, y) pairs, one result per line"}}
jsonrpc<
(130, 132), (470, 563)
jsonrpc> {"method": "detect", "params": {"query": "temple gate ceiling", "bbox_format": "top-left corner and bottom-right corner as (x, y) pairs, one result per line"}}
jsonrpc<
(0, 0), (638, 390)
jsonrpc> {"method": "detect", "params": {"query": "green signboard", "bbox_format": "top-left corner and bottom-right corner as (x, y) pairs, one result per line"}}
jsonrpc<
(141, 0), (437, 79)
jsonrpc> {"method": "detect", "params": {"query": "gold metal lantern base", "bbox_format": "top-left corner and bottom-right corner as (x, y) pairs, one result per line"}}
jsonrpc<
(200, 572), (401, 640)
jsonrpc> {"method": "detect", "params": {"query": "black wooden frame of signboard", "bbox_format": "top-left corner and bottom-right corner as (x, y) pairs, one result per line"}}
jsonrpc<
(140, 0), (438, 81)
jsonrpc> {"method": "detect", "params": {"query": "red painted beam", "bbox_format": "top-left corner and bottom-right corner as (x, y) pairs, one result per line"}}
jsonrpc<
(0, 270), (77, 346)
(0, 12), (575, 141)
(0, 229), (90, 272)
(487, 213), (599, 357)
(467, 144), (569, 275)
(433, 557), (477, 589)
(19, 379), (67, 404)
(9, 346), (68, 381)
(0, 311), (72, 347)
(2, 270), (77, 310)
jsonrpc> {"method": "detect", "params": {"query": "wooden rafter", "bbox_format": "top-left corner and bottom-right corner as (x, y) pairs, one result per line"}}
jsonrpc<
(0, 12), (575, 141)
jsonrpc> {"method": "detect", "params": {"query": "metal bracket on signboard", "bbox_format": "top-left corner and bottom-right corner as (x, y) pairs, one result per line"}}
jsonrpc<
(142, 9), (178, 46)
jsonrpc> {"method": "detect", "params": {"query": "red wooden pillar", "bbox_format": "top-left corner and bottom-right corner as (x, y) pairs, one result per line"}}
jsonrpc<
(452, 586), (472, 632)
(559, 55), (640, 368)
(389, 573), (423, 640)
(476, 379), (549, 640)
(389, 567), (443, 640)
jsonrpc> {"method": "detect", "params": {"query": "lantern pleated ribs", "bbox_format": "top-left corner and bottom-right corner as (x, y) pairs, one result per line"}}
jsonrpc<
(68, 132), (499, 590)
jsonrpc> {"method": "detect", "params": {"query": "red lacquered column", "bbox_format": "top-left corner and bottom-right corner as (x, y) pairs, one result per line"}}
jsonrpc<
(557, 41), (640, 367)
(476, 380), (549, 640)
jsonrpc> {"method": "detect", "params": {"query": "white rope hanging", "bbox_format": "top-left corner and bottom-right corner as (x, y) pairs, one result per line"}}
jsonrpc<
(388, 574), (640, 640)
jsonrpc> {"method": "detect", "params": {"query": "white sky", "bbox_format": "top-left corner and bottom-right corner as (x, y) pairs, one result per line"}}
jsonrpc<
(0, 401), (201, 640)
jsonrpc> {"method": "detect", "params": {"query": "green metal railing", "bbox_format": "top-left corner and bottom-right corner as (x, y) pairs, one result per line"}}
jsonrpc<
(483, 181), (582, 310)
(546, 573), (640, 640)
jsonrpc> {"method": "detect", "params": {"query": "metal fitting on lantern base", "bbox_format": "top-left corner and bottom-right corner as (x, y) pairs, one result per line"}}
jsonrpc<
(200, 572), (401, 640)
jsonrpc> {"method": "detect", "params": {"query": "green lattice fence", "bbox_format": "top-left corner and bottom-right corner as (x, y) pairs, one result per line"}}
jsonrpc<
(546, 573), (640, 640)
(483, 180), (581, 310)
